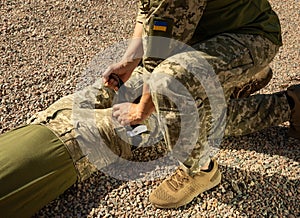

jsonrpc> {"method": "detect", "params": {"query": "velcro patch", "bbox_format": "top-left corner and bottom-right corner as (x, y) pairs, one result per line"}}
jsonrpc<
(153, 20), (168, 32)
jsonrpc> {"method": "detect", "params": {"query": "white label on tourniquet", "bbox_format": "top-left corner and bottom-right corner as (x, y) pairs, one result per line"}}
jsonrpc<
(127, 125), (148, 137)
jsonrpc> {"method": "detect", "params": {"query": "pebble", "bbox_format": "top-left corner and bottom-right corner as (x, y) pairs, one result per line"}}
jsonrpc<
(1, 0), (299, 217)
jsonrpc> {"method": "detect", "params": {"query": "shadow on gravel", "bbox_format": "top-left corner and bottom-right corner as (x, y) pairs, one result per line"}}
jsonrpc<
(181, 164), (299, 217)
(217, 165), (299, 217)
(223, 126), (300, 162)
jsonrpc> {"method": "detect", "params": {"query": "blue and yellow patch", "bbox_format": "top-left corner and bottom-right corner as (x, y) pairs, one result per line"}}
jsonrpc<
(153, 20), (168, 32)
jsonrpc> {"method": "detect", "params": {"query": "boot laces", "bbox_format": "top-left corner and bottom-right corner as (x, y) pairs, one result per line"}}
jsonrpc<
(167, 168), (190, 191)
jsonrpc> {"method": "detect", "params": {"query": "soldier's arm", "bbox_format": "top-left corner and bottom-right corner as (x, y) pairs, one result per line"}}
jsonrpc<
(102, 22), (143, 90)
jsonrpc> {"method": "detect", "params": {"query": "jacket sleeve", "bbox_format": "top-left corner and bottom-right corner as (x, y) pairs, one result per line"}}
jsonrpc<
(137, 0), (207, 72)
(136, 0), (207, 43)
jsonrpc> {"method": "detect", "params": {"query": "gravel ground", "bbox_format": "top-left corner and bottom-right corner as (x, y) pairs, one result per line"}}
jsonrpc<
(1, 0), (299, 217)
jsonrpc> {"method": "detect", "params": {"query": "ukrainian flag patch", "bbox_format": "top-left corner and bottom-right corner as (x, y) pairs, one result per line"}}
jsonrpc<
(153, 20), (168, 32)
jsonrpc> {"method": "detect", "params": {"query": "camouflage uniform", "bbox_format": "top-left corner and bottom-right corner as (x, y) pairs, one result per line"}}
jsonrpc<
(147, 34), (290, 172)
(29, 0), (291, 179)
(136, 0), (290, 173)
(28, 68), (163, 181)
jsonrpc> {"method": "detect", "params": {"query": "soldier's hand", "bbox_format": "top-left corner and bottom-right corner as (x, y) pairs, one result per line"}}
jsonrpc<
(102, 59), (140, 91)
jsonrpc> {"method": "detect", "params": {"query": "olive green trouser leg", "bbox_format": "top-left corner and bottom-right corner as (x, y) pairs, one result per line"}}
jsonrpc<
(0, 125), (77, 218)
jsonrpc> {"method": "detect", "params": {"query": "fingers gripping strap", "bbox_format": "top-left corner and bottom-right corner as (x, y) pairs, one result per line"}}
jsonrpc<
(109, 73), (124, 89)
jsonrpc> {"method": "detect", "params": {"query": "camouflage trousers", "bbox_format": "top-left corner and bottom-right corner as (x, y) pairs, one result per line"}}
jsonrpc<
(29, 34), (291, 179)
(131, 0), (289, 174)
(146, 33), (291, 172)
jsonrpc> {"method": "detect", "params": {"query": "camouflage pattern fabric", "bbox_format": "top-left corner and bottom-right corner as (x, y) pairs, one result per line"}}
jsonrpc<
(27, 85), (125, 181)
(28, 94), (98, 181)
(135, 0), (290, 173)
(28, 32), (291, 179)
(138, 0), (207, 72)
(148, 33), (291, 173)
(27, 68), (163, 181)
(138, 0), (206, 42)
(28, 0), (291, 179)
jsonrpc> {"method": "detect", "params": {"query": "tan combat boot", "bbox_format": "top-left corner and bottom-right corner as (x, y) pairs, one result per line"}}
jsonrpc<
(149, 159), (221, 208)
(286, 84), (300, 139)
(232, 66), (273, 98)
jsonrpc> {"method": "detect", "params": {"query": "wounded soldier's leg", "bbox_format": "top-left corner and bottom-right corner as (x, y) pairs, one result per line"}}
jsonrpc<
(0, 59), (150, 216)
(2, 96), (134, 217)
(0, 124), (77, 218)
(29, 95), (134, 181)
(78, 108), (133, 170)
